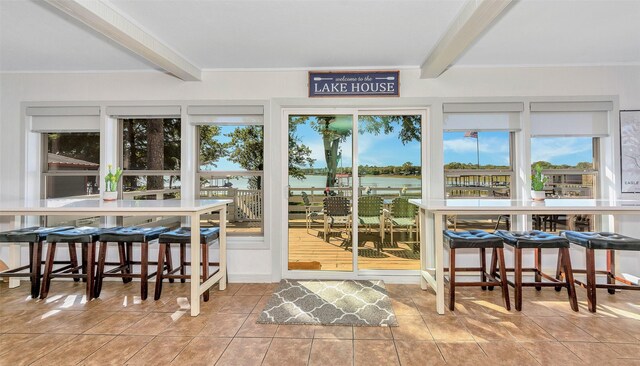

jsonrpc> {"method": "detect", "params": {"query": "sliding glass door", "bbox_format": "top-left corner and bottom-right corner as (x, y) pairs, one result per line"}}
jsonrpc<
(286, 110), (424, 274)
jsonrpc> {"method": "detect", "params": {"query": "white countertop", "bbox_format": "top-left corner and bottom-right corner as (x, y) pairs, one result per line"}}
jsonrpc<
(0, 198), (233, 214)
(409, 198), (640, 213)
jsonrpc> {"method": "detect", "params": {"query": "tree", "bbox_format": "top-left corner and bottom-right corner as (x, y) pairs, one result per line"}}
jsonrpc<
(225, 126), (264, 189)
(402, 161), (413, 175)
(288, 117), (316, 180)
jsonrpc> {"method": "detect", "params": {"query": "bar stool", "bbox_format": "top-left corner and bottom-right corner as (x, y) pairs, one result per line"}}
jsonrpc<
(94, 227), (169, 300)
(443, 230), (510, 311)
(0, 226), (73, 298)
(562, 231), (640, 312)
(494, 230), (578, 312)
(40, 227), (104, 300)
(154, 227), (220, 301)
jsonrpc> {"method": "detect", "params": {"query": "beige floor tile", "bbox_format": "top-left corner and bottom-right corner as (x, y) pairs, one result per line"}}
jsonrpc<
(478, 341), (539, 366)
(425, 316), (475, 341)
(395, 340), (445, 366)
(81, 335), (153, 365)
(235, 283), (275, 296)
(460, 316), (516, 342)
(562, 341), (623, 363)
(274, 324), (317, 338)
(235, 312), (278, 337)
(353, 326), (393, 339)
(354, 339), (399, 366)
(606, 343), (640, 359)
(126, 336), (192, 365)
(519, 341), (583, 366)
(123, 312), (173, 335)
(160, 312), (210, 336)
(5, 309), (82, 333)
(530, 316), (598, 342)
(31, 334), (113, 366)
(198, 313), (249, 337)
(308, 339), (353, 366)
(314, 325), (353, 339)
(209, 283), (244, 296)
(436, 341), (490, 366)
(390, 315), (433, 341)
(262, 338), (312, 366)
(502, 317), (555, 341)
(170, 336), (232, 365)
(217, 295), (261, 314)
(251, 295), (271, 313)
(83, 311), (147, 335)
(1, 333), (76, 366)
(48, 309), (114, 334)
(568, 317), (639, 343)
(390, 297), (420, 316)
(0, 333), (34, 356)
(215, 337), (272, 366)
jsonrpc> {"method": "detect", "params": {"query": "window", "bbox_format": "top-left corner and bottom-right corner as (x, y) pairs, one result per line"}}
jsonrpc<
(198, 124), (264, 236)
(120, 117), (181, 227)
(444, 131), (513, 199)
(42, 132), (101, 226)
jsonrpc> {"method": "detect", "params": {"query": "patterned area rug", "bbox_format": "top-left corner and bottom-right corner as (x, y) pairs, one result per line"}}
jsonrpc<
(257, 279), (398, 326)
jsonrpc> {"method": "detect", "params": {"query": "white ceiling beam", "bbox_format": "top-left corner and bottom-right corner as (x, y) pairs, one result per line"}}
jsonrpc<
(420, 0), (514, 79)
(44, 0), (201, 81)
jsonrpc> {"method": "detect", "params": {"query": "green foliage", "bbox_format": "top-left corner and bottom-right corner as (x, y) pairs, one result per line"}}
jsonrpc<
(531, 163), (548, 191)
(199, 125), (226, 168)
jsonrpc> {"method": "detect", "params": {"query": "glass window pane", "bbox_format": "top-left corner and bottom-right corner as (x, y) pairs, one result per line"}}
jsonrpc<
(122, 118), (181, 171)
(123, 175), (181, 199)
(45, 175), (100, 198)
(199, 125), (264, 171)
(46, 133), (100, 171)
(444, 131), (511, 169)
(199, 175), (263, 236)
(531, 137), (594, 169)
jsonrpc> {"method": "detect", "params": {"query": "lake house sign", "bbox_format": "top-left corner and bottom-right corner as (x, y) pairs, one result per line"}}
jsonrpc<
(308, 71), (400, 97)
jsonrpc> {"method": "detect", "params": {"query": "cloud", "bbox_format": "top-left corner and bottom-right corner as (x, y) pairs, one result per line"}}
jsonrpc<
(531, 138), (592, 163)
(444, 137), (509, 154)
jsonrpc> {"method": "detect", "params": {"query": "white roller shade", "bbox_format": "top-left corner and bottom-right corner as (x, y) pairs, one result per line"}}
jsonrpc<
(106, 106), (181, 117)
(444, 112), (521, 131)
(443, 102), (524, 113)
(530, 101), (613, 112)
(188, 105), (264, 125)
(531, 111), (610, 137)
(28, 106), (100, 132)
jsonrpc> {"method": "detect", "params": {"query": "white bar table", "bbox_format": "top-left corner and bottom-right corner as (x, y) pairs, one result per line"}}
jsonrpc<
(0, 198), (231, 316)
(409, 198), (640, 314)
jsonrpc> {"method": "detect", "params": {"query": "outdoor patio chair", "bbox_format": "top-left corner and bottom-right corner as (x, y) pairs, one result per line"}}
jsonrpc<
(323, 196), (351, 244)
(357, 195), (384, 251)
(302, 192), (323, 234)
(386, 197), (419, 252)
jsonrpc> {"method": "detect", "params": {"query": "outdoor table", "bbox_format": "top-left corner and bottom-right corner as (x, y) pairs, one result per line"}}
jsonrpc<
(0, 198), (231, 316)
(409, 198), (640, 314)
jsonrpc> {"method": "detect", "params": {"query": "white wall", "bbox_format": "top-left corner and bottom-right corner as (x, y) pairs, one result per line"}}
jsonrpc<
(1, 65), (640, 281)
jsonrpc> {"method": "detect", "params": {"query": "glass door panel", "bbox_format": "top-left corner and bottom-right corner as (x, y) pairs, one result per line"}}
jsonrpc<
(357, 115), (422, 270)
(288, 115), (353, 271)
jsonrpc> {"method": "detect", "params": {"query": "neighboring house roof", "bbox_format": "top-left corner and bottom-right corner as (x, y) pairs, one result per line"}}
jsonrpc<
(48, 153), (99, 169)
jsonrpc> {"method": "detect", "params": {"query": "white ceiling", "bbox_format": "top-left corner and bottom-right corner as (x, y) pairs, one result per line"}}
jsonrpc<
(1, 0), (639, 73)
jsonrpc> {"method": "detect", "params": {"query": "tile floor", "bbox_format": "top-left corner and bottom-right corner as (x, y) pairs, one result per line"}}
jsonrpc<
(0, 280), (639, 365)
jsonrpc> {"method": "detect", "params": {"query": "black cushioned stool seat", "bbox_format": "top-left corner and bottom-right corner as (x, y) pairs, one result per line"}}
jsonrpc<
(0, 226), (74, 298)
(40, 227), (105, 300)
(443, 230), (510, 311)
(95, 226), (170, 300)
(155, 227), (221, 301)
(494, 230), (578, 312)
(562, 231), (640, 312)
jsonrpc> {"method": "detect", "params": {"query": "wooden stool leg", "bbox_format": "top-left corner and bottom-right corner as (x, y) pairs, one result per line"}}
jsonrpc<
(534, 248), (542, 291)
(117, 242), (129, 284)
(94, 242), (108, 298)
(514, 248), (523, 311)
(31, 241), (44, 299)
(554, 248), (564, 291)
(607, 249), (616, 295)
(81, 244), (88, 283)
(480, 248), (487, 290)
(86, 242), (95, 300)
(40, 242), (57, 299)
(126, 242), (134, 283)
(140, 242), (148, 300)
(449, 248), (456, 311)
(585, 248), (596, 312)
(488, 247), (498, 291)
(154, 243), (166, 301)
(497, 248), (510, 310)
(68, 242), (80, 282)
(202, 243), (210, 302)
(166, 244), (174, 284)
(180, 243), (186, 283)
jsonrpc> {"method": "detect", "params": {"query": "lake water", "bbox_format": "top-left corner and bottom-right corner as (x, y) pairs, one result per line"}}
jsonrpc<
(204, 174), (421, 190)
